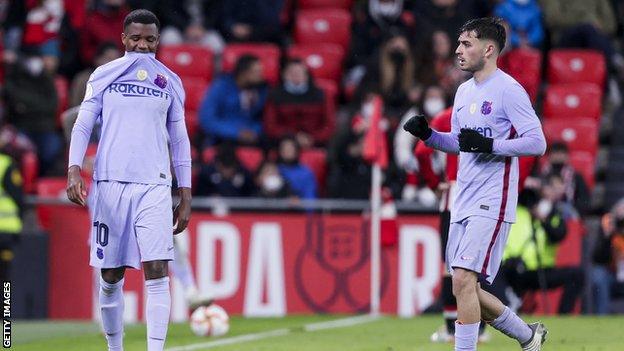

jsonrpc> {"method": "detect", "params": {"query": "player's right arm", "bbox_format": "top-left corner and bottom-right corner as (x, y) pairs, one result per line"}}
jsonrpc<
(67, 71), (102, 206)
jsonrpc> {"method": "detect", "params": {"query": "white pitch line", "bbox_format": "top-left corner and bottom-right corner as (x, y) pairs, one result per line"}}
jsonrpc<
(165, 314), (382, 351)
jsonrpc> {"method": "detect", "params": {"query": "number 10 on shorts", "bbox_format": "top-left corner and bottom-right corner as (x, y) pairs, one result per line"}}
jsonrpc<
(93, 221), (109, 247)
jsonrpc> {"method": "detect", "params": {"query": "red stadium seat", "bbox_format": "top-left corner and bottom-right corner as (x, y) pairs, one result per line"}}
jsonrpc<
(315, 78), (338, 101)
(202, 146), (264, 172)
(185, 110), (199, 141)
(287, 44), (345, 83)
(222, 44), (281, 85)
(547, 49), (606, 86)
(55, 76), (69, 127)
(300, 148), (327, 193)
(37, 177), (72, 231)
(295, 9), (352, 52)
(158, 44), (214, 82)
(542, 118), (598, 156)
(569, 151), (595, 189)
(21, 151), (38, 194)
(181, 77), (209, 111)
(499, 48), (542, 103)
(298, 0), (353, 10)
(543, 83), (602, 120)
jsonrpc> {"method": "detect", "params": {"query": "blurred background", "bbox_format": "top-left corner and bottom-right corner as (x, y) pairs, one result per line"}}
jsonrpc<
(1, 0), (624, 327)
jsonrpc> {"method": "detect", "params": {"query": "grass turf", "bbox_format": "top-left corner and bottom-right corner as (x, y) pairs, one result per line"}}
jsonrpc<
(12, 315), (624, 350)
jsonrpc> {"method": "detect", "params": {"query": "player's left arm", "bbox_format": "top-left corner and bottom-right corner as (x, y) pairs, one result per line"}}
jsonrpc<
(167, 77), (192, 234)
(460, 83), (547, 156)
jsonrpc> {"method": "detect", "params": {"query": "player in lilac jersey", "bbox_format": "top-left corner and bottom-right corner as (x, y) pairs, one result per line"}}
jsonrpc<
(404, 18), (547, 351)
(66, 9), (191, 351)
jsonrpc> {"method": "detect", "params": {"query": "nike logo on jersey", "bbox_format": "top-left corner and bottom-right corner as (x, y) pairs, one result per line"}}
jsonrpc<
(167, 246), (174, 251)
(456, 105), (465, 112)
(470, 147), (479, 151)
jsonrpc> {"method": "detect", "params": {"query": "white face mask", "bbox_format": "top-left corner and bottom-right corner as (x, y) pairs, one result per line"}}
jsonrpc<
(536, 199), (553, 218)
(263, 175), (283, 192)
(378, 3), (400, 17)
(424, 98), (445, 117)
(284, 81), (309, 95)
(24, 57), (44, 76)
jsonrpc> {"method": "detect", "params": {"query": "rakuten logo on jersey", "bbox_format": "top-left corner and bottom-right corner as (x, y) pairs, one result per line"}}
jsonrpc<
(463, 125), (492, 138)
(107, 83), (170, 100)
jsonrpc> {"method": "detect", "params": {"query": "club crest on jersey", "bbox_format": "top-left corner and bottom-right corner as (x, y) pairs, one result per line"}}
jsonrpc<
(469, 103), (477, 114)
(154, 74), (167, 89)
(481, 101), (493, 115)
(136, 69), (148, 81)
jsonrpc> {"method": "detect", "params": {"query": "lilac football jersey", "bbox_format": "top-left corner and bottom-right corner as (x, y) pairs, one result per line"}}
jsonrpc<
(450, 69), (542, 223)
(72, 51), (191, 187)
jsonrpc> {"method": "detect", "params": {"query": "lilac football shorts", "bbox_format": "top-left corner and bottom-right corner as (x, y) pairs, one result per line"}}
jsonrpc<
(88, 181), (174, 269)
(446, 215), (512, 284)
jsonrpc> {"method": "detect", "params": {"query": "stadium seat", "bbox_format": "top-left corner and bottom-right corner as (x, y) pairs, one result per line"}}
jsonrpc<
(547, 49), (606, 86)
(36, 177), (72, 231)
(294, 9), (352, 52)
(185, 110), (199, 142)
(221, 44), (281, 85)
(181, 77), (209, 111)
(287, 44), (345, 83)
(543, 83), (602, 120)
(21, 151), (39, 194)
(300, 148), (327, 194)
(315, 78), (338, 101)
(55, 76), (69, 127)
(202, 146), (264, 172)
(499, 48), (542, 103)
(298, 0), (353, 9)
(569, 151), (595, 189)
(158, 44), (214, 82)
(543, 118), (598, 156)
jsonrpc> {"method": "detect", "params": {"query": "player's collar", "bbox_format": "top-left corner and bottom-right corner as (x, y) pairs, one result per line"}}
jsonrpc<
(124, 51), (156, 58)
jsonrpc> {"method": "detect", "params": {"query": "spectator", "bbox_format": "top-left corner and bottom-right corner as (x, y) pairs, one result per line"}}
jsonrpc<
(420, 85), (448, 120)
(220, 0), (283, 44)
(69, 42), (121, 108)
(264, 59), (335, 148)
(412, 0), (476, 43)
(502, 186), (584, 314)
(354, 29), (423, 120)
(0, 152), (23, 284)
(195, 143), (256, 197)
(2, 0), (64, 73)
(539, 142), (591, 216)
(80, 0), (129, 66)
(199, 54), (268, 146)
(4, 49), (60, 176)
(591, 199), (624, 314)
(128, 0), (225, 53)
(276, 136), (317, 200)
(327, 128), (371, 199)
(494, 0), (544, 49)
(254, 160), (294, 198)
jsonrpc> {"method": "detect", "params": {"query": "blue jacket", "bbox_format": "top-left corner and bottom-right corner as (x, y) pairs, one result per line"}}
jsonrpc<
(494, 0), (544, 48)
(278, 163), (317, 200)
(199, 75), (267, 142)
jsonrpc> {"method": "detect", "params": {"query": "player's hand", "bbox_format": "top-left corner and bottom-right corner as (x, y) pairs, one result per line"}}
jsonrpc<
(66, 165), (87, 206)
(459, 128), (493, 153)
(173, 188), (192, 235)
(402, 115), (432, 140)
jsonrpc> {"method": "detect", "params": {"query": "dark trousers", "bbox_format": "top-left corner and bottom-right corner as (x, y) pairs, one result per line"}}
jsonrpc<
(0, 233), (19, 283)
(512, 267), (585, 314)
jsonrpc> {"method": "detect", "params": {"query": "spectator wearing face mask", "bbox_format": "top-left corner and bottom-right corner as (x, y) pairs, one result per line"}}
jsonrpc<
(195, 142), (256, 197)
(539, 142), (591, 216)
(80, 0), (130, 66)
(264, 59), (334, 148)
(199, 54), (268, 146)
(3, 48), (60, 176)
(276, 136), (317, 200)
(254, 160), (294, 198)
(494, 0), (544, 49)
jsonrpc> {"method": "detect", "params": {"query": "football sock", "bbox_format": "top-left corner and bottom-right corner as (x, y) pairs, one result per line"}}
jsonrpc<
(454, 321), (479, 351)
(489, 306), (532, 344)
(146, 277), (171, 351)
(100, 277), (125, 351)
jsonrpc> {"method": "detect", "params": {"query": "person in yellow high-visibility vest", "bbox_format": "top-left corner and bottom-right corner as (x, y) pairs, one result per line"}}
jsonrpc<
(502, 184), (583, 314)
(0, 152), (23, 283)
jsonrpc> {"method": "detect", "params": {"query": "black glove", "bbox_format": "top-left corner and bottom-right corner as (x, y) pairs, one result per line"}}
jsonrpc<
(402, 115), (432, 140)
(459, 128), (493, 153)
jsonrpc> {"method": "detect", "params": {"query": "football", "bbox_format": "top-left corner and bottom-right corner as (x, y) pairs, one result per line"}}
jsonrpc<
(189, 304), (230, 337)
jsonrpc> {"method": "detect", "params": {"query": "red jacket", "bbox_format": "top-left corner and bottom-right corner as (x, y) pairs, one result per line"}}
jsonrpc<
(80, 7), (129, 65)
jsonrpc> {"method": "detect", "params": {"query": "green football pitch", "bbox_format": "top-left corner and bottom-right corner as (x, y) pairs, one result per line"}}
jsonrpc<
(12, 314), (624, 350)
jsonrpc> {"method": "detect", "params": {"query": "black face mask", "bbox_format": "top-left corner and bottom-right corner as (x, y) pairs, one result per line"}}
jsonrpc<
(388, 50), (406, 65)
(244, 81), (265, 90)
(551, 162), (564, 173)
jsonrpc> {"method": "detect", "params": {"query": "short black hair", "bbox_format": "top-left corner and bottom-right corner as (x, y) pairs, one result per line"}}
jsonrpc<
(459, 17), (506, 53)
(233, 54), (260, 78)
(123, 9), (160, 32)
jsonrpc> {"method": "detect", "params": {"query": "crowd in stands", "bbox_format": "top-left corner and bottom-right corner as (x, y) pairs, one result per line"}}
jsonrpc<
(1, 0), (624, 313)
